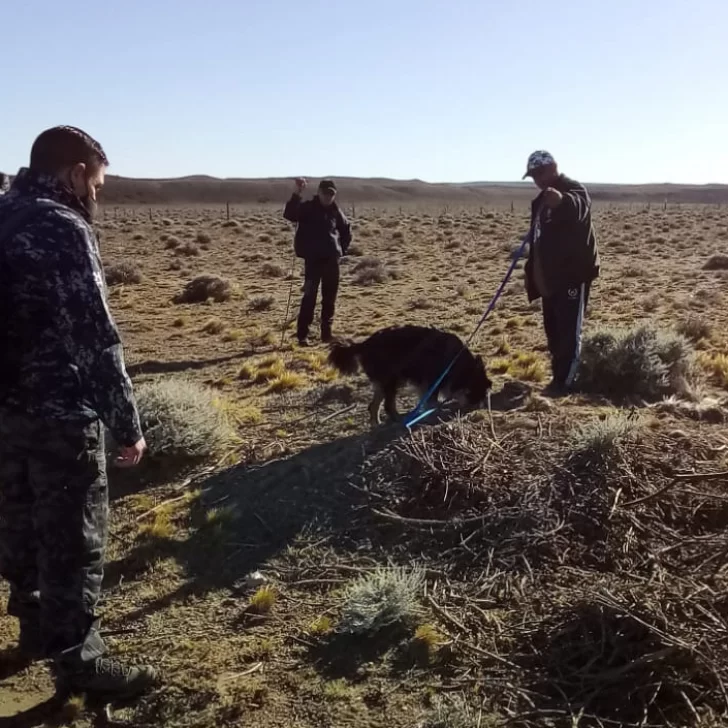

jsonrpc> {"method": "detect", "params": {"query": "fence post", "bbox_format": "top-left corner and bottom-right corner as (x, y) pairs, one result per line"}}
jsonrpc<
(226, 201), (230, 220)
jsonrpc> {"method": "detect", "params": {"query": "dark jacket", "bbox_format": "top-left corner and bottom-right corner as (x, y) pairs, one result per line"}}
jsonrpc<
(524, 174), (600, 302)
(283, 193), (352, 260)
(0, 168), (143, 446)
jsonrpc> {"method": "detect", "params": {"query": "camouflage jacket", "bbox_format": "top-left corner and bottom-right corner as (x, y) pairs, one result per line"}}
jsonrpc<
(0, 168), (142, 446)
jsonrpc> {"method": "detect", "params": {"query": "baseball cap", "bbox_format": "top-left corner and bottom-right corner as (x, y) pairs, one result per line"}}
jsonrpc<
(318, 179), (337, 193)
(523, 150), (556, 179)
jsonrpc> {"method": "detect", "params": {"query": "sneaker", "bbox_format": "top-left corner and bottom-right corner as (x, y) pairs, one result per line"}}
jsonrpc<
(321, 331), (333, 344)
(297, 337), (309, 347)
(55, 656), (157, 699)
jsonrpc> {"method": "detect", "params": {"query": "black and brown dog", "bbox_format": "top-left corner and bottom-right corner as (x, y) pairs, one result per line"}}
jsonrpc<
(328, 325), (492, 426)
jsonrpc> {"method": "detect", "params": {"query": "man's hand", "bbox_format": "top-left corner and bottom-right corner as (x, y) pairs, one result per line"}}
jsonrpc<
(294, 177), (307, 194)
(542, 187), (563, 208)
(115, 437), (147, 468)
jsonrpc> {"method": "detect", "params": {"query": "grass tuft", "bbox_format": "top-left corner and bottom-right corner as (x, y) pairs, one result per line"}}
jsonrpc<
(105, 261), (143, 285)
(339, 567), (424, 635)
(568, 411), (642, 464)
(174, 275), (234, 304)
(249, 586), (276, 614)
(134, 379), (238, 461)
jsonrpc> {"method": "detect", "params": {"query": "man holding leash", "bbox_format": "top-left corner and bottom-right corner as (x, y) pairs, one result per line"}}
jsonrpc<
(522, 150), (600, 396)
(283, 178), (352, 346)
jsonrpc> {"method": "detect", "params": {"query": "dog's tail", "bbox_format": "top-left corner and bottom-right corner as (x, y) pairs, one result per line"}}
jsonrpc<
(328, 340), (361, 375)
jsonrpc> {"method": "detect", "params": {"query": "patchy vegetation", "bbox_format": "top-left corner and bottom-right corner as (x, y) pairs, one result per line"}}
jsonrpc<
(6, 203), (728, 728)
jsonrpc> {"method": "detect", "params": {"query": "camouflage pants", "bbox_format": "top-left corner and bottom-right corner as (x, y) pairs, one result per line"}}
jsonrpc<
(0, 411), (108, 665)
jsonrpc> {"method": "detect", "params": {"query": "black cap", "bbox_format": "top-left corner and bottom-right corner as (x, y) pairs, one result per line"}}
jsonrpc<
(318, 179), (337, 193)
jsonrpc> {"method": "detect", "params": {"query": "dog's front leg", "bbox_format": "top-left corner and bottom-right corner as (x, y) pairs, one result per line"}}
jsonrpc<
(383, 384), (400, 423)
(369, 384), (385, 427)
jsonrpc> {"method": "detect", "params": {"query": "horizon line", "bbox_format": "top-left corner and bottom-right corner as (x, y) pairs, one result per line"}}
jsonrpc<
(103, 173), (727, 188)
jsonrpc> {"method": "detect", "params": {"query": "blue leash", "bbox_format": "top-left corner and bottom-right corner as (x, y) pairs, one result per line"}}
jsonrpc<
(404, 232), (531, 430)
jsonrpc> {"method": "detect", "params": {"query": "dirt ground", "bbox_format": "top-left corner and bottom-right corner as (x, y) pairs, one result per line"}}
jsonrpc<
(2, 201), (728, 727)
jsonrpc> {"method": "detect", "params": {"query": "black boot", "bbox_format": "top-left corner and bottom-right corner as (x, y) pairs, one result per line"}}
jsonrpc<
(54, 656), (157, 699)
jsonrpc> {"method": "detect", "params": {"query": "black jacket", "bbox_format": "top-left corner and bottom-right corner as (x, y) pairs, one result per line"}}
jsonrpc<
(283, 194), (352, 260)
(524, 174), (600, 302)
(0, 168), (142, 446)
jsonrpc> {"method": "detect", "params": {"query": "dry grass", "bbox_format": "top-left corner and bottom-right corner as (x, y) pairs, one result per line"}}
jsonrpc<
(174, 274), (234, 304)
(105, 260), (143, 285)
(351, 256), (390, 285)
(676, 313), (712, 342)
(7, 202), (728, 728)
(249, 294), (275, 312)
(133, 378), (238, 460)
(577, 324), (695, 400)
(176, 241), (201, 257)
(703, 253), (728, 270)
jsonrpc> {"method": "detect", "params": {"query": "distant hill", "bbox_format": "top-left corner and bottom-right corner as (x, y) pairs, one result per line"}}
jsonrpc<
(3, 172), (722, 206)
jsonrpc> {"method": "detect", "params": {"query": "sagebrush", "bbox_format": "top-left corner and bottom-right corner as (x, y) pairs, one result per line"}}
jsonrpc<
(174, 274), (233, 304)
(134, 379), (237, 460)
(338, 567), (424, 635)
(105, 261), (143, 285)
(577, 324), (695, 399)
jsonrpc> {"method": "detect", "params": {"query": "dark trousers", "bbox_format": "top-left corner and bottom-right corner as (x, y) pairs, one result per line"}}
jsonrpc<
(297, 258), (340, 341)
(0, 412), (108, 666)
(542, 282), (591, 387)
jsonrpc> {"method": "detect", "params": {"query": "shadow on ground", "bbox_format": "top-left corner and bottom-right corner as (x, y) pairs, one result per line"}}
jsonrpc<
(103, 420), (409, 625)
(103, 390), (540, 625)
(126, 350), (257, 377)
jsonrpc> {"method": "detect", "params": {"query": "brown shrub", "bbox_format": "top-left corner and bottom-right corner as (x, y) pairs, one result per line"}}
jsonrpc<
(703, 253), (728, 270)
(105, 261), (143, 286)
(176, 242), (200, 257)
(261, 263), (285, 278)
(174, 275), (233, 304)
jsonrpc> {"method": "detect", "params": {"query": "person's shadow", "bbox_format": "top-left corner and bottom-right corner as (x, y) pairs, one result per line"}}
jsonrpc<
(101, 393), (511, 627)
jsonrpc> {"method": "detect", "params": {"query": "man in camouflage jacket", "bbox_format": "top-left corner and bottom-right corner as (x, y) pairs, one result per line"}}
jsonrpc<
(0, 126), (155, 698)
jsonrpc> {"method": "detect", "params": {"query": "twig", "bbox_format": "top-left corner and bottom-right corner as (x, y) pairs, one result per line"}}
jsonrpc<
(622, 478), (680, 508)
(135, 490), (208, 522)
(219, 662), (263, 681)
(674, 470), (728, 481)
(458, 638), (519, 668)
(371, 508), (488, 530)
(320, 403), (357, 424)
(427, 594), (468, 634)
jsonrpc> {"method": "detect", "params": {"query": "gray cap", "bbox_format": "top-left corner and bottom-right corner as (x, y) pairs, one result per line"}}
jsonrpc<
(522, 150), (556, 179)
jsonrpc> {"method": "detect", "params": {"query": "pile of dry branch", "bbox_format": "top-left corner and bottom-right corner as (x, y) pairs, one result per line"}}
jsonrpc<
(352, 413), (728, 726)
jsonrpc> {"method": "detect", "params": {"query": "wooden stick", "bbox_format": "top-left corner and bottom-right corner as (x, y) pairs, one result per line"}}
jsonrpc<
(427, 594), (468, 634)
(370, 508), (487, 529)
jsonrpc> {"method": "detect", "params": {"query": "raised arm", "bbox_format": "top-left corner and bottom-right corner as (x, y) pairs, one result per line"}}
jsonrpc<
(283, 177), (307, 223)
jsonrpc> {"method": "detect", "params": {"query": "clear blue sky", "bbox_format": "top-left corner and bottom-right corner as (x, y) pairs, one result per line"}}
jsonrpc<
(2, 0), (725, 184)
